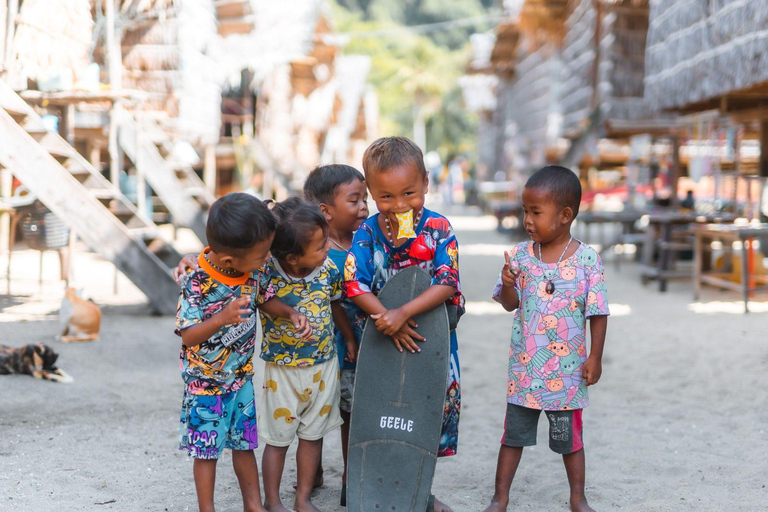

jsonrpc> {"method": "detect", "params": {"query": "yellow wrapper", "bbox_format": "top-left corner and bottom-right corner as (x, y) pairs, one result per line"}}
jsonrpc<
(395, 210), (417, 239)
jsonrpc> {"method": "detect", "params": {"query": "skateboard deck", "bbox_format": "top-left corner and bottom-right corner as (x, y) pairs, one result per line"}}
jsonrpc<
(347, 266), (450, 512)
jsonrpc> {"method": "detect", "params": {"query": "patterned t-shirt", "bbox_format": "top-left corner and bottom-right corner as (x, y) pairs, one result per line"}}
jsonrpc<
(492, 241), (610, 411)
(344, 209), (464, 315)
(329, 247), (365, 371)
(175, 251), (275, 396)
(259, 257), (343, 367)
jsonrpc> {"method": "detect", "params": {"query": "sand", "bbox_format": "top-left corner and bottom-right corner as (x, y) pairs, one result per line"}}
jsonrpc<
(1, 206), (766, 511)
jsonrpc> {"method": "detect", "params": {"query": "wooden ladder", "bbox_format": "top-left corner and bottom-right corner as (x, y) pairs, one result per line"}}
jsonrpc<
(0, 80), (182, 314)
(114, 106), (208, 243)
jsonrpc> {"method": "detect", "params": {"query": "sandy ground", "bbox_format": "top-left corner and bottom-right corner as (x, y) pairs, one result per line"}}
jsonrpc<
(1, 205), (767, 512)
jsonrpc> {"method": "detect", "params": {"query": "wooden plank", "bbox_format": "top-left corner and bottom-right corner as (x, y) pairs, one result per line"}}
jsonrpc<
(0, 108), (180, 314)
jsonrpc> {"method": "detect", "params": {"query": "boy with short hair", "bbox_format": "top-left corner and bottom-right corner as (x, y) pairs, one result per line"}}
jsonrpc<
(303, 164), (369, 505)
(175, 193), (310, 512)
(344, 137), (463, 512)
(483, 166), (610, 512)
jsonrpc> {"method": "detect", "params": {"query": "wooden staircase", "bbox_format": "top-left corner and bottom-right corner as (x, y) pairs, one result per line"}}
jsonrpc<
(114, 106), (209, 243)
(0, 80), (182, 314)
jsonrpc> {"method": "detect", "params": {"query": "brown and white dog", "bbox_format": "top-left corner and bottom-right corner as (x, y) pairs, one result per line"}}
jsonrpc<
(59, 288), (101, 342)
(0, 343), (73, 383)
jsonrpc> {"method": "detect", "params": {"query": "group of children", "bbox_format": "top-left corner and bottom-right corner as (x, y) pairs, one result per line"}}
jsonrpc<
(174, 136), (610, 512)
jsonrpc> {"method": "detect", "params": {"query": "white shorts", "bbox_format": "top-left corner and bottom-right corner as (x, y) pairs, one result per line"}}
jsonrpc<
(258, 357), (342, 447)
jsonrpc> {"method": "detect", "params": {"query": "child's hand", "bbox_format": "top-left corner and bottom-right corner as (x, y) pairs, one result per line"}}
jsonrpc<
(219, 296), (252, 326)
(344, 339), (359, 363)
(290, 312), (313, 339)
(371, 307), (409, 336)
(501, 251), (520, 289)
(174, 254), (199, 284)
(583, 355), (602, 386)
(389, 321), (425, 353)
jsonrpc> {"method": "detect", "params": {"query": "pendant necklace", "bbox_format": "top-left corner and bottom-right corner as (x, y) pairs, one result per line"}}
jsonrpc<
(537, 236), (572, 294)
(203, 251), (238, 276)
(383, 209), (423, 245)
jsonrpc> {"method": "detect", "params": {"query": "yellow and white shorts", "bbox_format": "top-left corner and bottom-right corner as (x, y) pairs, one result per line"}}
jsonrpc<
(258, 357), (342, 447)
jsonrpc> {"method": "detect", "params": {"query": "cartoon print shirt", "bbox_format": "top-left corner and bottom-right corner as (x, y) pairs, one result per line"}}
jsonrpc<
(492, 241), (610, 410)
(344, 209), (464, 316)
(328, 247), (365, 371)
(260, 257), (343, 367)
(175, 251), (275, 396)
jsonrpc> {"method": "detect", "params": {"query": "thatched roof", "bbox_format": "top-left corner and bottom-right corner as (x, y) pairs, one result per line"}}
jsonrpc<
(216, 0), (324, 88)
(644, 0), (768, 112)
(11, 0), (94, 84)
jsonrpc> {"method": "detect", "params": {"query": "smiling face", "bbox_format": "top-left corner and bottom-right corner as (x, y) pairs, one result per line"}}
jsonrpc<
(366, 163), (428, 227)
(287, 227), (330, 270)
(227, 234), (274, 273)
(323, 179), (369, 233)
(521, 186), (573, 245)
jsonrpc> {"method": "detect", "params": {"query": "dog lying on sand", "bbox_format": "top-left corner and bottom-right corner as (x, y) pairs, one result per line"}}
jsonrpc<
(0, 343), (73, 383)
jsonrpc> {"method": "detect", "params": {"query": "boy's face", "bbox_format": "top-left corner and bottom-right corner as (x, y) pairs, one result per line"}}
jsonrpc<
(290, 227), (330, 270)
(366, 163), (428, 219)
(521, 187), (573, 244)
(322, 179), (369, 234)
(228, 234), (274, 274)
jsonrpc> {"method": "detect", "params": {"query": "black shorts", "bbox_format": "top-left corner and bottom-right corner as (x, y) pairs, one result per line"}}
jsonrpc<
(501, 403), (584, 455)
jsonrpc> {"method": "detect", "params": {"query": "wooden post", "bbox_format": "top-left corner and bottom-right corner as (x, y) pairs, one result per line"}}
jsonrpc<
(759, 119), (768, 178)
(64, 104), (76, 146)
(4, 0), (17, 70)
(106, 0), (122, 189)
(204, 144), (216, 195)
(669, 136), (681, 208)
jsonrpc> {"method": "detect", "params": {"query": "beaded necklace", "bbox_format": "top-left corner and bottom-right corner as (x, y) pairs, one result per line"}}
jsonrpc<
(536, 236), (572, 294)
(203, 251), (238, 276)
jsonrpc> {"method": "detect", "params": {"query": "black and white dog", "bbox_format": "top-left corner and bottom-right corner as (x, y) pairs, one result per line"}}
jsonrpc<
(0, 343), (73, 383)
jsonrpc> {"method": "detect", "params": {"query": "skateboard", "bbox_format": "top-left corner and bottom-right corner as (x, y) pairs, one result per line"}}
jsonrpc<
(346, 266), (450, 512)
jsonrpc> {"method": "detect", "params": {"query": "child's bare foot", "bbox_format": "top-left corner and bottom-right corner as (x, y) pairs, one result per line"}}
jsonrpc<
(432, 496), (454, 512)
(481, 498), (508, 512)
(293, 497), (322, 512)
(264, 501), (291, 512)
(570, 495), (596, 512)
(292, 467), (324, 490)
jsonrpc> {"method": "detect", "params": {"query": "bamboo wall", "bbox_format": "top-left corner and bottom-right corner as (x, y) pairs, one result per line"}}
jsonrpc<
(645, 0), (768, 111)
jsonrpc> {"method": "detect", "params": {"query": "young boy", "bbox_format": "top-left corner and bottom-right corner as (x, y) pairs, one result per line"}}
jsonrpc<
(175, 193), (311, 512)
(483, 166), (610, 512)
(303, 164), (369, 505)
(344, 136), (463, 512)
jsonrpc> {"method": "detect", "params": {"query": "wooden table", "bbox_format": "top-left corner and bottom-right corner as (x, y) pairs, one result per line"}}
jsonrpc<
(640, 211), (738, 292)
(692, 223), (768, 313)
(576, 210), (646, 268)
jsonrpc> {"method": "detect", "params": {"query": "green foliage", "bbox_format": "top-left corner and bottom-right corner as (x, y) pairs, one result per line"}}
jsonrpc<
(332, 0), (493, 158)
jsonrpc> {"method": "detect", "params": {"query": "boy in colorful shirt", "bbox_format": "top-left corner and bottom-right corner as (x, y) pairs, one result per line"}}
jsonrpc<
(175, 193), (311, 512)
(304, 164), (369, 504)
(344, 136), (463, 512)
(483, 166), (610, 512)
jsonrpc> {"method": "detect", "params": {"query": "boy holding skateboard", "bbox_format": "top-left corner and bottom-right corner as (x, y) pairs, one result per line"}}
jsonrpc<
(304, 165), (369, 505)
(344, 136), (464, 512)
(175, 193), (311, 512)
(483, 166), (610, 512)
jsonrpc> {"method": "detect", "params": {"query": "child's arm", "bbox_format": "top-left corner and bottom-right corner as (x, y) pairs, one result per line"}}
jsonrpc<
(370, 284), (455, 336)
(583, 315), (607, 386)
(173, 254), (199, 284)
(258, 297), (313, 339)
(180, 296), (251, 347)
(331, 301), (358, 362)
(496, 250), (521, 311)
